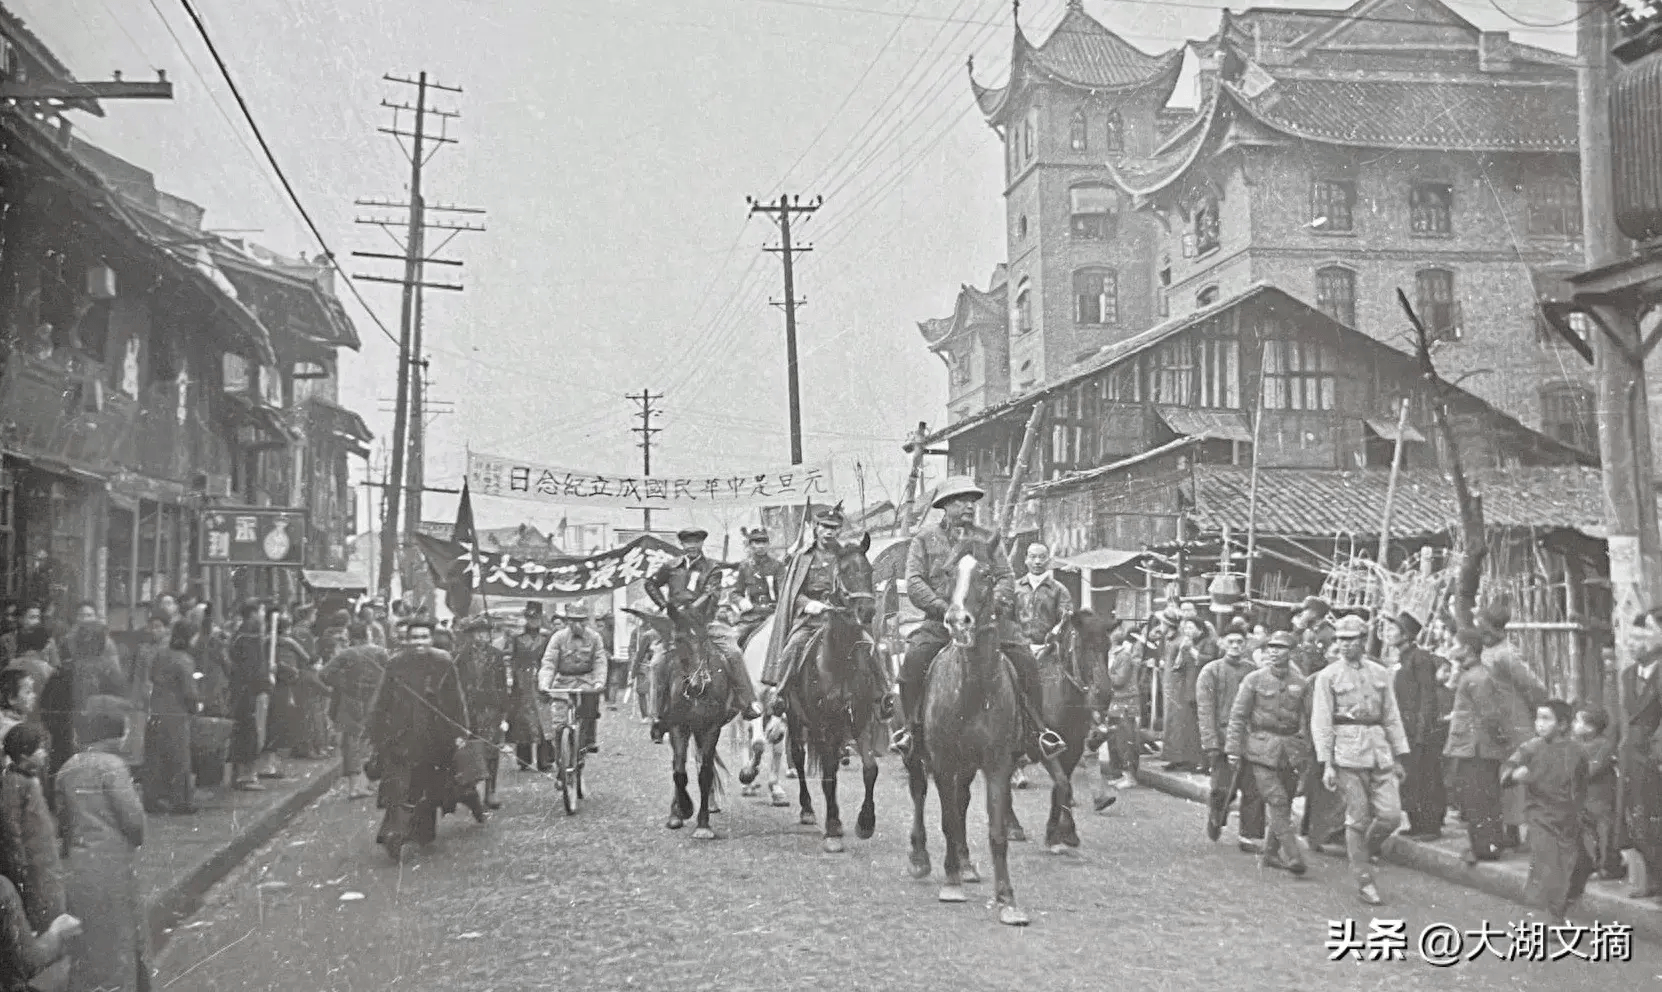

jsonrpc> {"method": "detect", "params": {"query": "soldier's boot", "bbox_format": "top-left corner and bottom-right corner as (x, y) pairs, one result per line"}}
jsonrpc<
(863, 642), (896, 721)
(717, 644), (764, 722)
(1019, 683), (1066, 760)
(891, 679), (921, 756)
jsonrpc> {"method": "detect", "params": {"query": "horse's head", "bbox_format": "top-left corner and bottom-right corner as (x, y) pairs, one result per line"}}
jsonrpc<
(945, 540), (996, 648)
(830, 531), (877, 629)
(624, 603), (711, 667)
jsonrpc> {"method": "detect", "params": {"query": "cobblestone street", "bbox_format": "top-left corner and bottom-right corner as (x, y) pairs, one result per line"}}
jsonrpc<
(154, 716), (1662, 992)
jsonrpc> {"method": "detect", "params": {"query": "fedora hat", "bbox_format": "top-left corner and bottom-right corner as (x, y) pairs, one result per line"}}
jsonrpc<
(931, 476), (986, 509)
(564, 601), (591, 620)
(676, 526), (709, 543)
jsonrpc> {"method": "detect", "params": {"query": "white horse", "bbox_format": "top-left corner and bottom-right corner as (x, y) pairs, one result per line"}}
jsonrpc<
(732, 613), (790, 807)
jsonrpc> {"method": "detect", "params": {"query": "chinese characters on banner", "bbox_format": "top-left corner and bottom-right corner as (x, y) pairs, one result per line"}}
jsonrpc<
(466, 451), (834, 508)
(199, 508), (308, 567)
(413, 533), (683, 598)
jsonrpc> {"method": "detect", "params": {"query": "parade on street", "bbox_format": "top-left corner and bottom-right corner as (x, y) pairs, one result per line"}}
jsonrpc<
(7, 0), (1662, 989)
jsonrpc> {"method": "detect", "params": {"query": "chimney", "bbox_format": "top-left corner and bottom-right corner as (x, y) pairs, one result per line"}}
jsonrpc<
(1478, 32), (1512, 73)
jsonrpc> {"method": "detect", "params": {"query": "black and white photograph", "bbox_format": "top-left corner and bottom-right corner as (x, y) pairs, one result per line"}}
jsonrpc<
(3, 0), (1662, 988)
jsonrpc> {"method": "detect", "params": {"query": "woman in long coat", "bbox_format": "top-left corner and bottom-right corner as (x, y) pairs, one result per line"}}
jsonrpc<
(142, 625), (199, 814)
(57, 709), (146, 992)
(1160, 615), (1210, 771)
(504, 608), (552, 772)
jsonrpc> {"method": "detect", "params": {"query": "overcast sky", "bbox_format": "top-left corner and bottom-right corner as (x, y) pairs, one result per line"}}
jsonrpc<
(15, 0), (1579, 537)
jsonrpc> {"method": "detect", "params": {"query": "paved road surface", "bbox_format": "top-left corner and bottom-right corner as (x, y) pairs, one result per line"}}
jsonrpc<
(154, 715), (1662, 992)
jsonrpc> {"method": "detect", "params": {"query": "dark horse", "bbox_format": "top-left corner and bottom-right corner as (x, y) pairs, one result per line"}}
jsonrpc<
(1005, 609), (1116, 852)
(904, 539), (1030, 926)
(780, 532), (881, 853)
(626, 596), (734, 840)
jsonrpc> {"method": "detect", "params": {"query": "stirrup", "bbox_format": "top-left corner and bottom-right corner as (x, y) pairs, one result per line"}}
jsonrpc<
(1037, 729), (1066, 759)
(890, 726), (913, 754)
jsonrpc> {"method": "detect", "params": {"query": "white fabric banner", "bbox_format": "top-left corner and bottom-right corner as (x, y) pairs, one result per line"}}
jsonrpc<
(467, 450), (836, 508)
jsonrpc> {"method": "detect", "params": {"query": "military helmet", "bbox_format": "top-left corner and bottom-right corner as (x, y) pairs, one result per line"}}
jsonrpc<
(931, 476), (986, 509)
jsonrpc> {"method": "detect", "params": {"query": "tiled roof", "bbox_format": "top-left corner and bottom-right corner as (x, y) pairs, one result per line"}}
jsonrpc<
(1029, 5), (1178, 89)
(1188, 466), (1611, 537)
(0, 3), (76, 84)
(1239, 76), (1577, 152)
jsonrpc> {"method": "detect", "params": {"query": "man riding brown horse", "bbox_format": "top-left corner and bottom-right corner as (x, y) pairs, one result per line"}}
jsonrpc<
(761, 505), (894, 718)
(892, 477), (1065, 760)
(644, 526), (763, 743)
(730, 528), (783, 650)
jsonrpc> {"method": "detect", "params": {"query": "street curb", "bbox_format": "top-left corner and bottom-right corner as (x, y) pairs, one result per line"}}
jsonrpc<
(144, 761), (339, 949)
(1132, 764), (1662, 944)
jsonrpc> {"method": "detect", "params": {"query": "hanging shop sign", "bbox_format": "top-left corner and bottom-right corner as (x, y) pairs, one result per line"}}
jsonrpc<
(199, 507), (307, 567)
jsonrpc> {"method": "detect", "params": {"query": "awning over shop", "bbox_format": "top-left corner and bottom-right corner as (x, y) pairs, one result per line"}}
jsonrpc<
(1364, 417), (1427, 444)
(302, 569), (368, 592)
(305, 397), (373, 457)
(1156, 407), (1253, 443)
(1058, 548), (1146, 572)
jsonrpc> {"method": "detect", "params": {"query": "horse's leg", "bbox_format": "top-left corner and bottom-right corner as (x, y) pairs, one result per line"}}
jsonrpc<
(1042, 743), (1080, 852)
(906, 751), (931, 879)
(987, 754), (1029, 926)
(856, 730), (879, 840)
(1006, 750), (1030, 844)
(668, 727), (693, 829)
(767, 724), (789, 806)
(738, 717), (761, 793)
(937, 770), (968, 903)
(955, 771), (981, 884)
(820, 730), (845, 854)
(788, 716), (815, 826)
(692, 724), (719, 840)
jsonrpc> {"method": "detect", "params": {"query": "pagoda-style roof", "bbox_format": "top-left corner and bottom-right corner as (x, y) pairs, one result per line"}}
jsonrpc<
(918, 281), (1008, 353)
(971, 1), (1182, 126)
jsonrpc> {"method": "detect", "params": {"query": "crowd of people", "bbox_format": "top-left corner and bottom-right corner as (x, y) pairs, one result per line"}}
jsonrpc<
(1123, 590), (1661, 920)
(0, 589), (623, 991)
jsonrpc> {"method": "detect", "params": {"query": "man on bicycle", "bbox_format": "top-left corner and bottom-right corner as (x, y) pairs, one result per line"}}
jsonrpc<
(538, 602), (607, 755)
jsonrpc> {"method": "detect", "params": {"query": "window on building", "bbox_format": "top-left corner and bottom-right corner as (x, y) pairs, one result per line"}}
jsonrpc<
(1015, 278), (1033, 335)
(1104, 112), (1123, 152)
(1197, 285), (1220, 307)
(1069, 185), (1116, 239)
(1074, 268), (1118, 326)
(1023, 108), (1038, 161)
(1529, 178), (1583, 238)
(1262, 339), (1338, 411)
(1193, 194), (1220, 254)
(1315, 266), (1357, 328)
(1415, 268), (1460, 341)
(1152, 339), (1195, 404)
(1017, 215), (1028, 239)
(1102, 363), (1140, 402)
(1541, 385), (1598, 451)
(1410, 182), (1453, 235)
(1311, 179), (1355, 232)
(950, 351), (971, 387)
(1197, 331), (1241, 409)
(1069, 109), (1088, 152)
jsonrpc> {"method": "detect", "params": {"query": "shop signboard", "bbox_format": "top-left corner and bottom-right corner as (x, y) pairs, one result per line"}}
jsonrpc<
(199, 507), (307, 567)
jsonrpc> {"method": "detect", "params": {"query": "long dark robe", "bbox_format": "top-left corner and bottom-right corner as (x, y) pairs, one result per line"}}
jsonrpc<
(143, 649), (198, 812)
(1504, 735), (1594, 918)
(504, 630), (550, 746)
(368, 647), (469, 848)
(1396, 645), (1449, 834)
(1299, 660), (1346, 846)
(1160, 637), (1209, 767)
(1619, 660), (1662, 893)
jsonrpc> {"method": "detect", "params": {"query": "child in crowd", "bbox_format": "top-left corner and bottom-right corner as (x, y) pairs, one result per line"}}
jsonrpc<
(1572, 706), (1624, 880)
(1501, 699), (1596, 923)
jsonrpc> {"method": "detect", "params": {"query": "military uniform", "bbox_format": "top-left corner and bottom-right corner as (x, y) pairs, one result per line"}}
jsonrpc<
(731, 549), (783, 649)
(762, 542), (838, 687)
(644, 543), (758, 729)
(1310, 620), (1411, 893)
(1225, 654), (1309, 871)
(898, 516), (1055, 754)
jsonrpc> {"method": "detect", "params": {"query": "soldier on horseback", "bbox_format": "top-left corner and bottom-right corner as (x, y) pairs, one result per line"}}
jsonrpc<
(644, 526), (763, 744)
(891, 477), (1066, 760)
(760, 505), (895, 718)
(730, 528), (783, 651)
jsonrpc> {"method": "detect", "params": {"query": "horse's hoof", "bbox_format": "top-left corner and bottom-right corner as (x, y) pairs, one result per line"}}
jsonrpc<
(938, 885), (969, 904)
(856, 815), (875, 840)
(799, 811), (817, 827)
(738, 766), (759, 786)
(1048, 843), (1071, 856)
(785, 768), (798, 779)
(998, 904), (1032, 927)
(1093, 792), (1118, 812)
(741, 783), (760, 797)
(666, 817), (684, 830)
(823, 836), (845, 854)
(960, 864), (981, 884)
(770, 787), (790, 807)
(691, 826), (716, 841)
(1008, 826), (1028, 843)
(909, 858), (932, 880)
(709, 802), (722, 814)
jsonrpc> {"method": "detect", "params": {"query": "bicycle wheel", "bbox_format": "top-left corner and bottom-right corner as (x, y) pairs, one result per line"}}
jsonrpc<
(558, 724), (580, 815)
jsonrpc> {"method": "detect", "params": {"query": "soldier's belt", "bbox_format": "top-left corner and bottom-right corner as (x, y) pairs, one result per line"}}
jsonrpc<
(1332, 716), (1380, 726)
(1251, 723), (1300, 735)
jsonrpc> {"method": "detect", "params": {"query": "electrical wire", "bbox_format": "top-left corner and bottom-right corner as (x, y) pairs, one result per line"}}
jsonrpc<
(1484, 0), (1598, 29)
(174, 0), (400, 350)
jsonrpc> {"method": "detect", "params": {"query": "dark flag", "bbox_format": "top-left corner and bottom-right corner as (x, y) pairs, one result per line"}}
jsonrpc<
(446, 479), (478, 616)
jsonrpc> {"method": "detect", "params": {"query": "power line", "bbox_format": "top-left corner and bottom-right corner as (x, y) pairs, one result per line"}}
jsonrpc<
(173, 0), (400, 350)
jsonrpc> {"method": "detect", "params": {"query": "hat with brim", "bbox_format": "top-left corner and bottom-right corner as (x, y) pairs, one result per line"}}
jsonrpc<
(1266, 630), (1297, 649)
(1333, 614), (1368, 639)
(931, 476), (986, 509)
(523, 601), (544, 618)
(1300, 596), (1332, 618)
(813, 504), (845, 528)
(747, 528), (771, 544)
(676, 527), (709, 542)
(1385, 611), (1424, 641)
(564, 602), (591, 620)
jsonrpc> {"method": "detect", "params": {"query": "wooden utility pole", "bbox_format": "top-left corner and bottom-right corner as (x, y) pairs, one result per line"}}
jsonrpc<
(627, 389), (663, 533)
(748, 194), (822, 465)
(352, 72), (484, 601)
(1375, 397), (1412, 571)
(1580, 8), (1662, 662)
(997, 404), (1046, 538)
